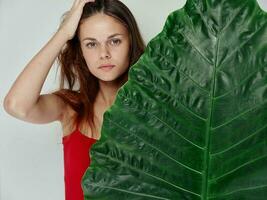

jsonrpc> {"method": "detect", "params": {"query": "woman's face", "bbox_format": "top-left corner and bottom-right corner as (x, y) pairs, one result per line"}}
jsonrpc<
(79, 13), (130, 82)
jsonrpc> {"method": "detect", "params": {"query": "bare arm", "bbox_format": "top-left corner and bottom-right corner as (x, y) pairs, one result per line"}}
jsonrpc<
(3, 29), (69, 123)
(3, 0), (94, 124)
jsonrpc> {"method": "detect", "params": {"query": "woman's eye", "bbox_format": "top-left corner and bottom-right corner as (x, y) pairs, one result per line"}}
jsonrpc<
(110, 39), (121, 46)
(86, 42), (97, 48)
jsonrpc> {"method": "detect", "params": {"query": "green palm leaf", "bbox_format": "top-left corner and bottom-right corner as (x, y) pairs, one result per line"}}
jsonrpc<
(82, 0), (267, 199)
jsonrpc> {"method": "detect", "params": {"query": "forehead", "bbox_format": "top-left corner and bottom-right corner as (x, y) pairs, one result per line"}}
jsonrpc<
(79, 13), (129, 40)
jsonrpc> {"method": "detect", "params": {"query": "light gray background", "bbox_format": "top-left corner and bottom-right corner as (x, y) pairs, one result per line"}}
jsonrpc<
(0, 1), (266, 200)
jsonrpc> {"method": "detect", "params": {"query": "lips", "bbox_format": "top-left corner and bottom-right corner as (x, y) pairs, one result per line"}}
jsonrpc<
(99, 64), (115, 68)
(99, 64), (115, 71)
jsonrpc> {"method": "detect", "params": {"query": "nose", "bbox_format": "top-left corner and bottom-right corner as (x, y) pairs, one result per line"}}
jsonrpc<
(99, 44), (111, 59)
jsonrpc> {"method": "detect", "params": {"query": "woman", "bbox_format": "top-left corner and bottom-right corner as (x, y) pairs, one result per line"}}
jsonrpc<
(3, 0), (145, 199)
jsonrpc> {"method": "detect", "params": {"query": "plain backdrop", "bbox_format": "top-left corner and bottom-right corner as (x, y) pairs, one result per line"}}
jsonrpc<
(0, 0), (266, 200)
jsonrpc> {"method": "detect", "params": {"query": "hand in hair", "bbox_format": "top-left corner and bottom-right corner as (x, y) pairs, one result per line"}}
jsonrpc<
(59, 0), (95, 40)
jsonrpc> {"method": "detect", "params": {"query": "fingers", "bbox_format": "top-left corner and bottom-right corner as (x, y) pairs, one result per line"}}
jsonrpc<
(72, 0), (95, 9)
(79, 0), (95, 7)
(71, 0), (80, 8)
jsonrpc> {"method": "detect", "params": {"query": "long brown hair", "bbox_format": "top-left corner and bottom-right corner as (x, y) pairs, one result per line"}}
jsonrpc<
(53, 0), (145, 137)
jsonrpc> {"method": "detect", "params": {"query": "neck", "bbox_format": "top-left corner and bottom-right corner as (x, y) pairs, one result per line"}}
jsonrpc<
(97, 74), (128, 108)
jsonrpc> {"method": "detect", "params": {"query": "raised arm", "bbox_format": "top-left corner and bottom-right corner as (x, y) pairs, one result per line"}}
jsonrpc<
(3, 0), (94, 124)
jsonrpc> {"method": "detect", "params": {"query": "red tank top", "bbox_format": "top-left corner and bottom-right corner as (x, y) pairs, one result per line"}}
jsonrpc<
(62, 122), (97, 200)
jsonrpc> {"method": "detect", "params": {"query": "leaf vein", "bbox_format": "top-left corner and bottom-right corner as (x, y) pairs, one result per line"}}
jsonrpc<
(94, 148), (201, 197)
(218, 20), (267, 70)
(179, 31), (214, 66)
(118, 101), (204, 150)
(107, 117), (203, 175)
(208, 184), (267, 199)
(215, 65), (267, 100)
(132, 76), (207, 122)
(219, 2), (250, 34)
(154, 50), (210, 95)
(211, 100), (267, 130)
(209, 154), (267, 183)
(211, 123), (267, 156)
(85, 184), (171, 200)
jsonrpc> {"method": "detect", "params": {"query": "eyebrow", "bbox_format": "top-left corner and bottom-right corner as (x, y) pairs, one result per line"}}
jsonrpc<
(82, 33), (124, 42)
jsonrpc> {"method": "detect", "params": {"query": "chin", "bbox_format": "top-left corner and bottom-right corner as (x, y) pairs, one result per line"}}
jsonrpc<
(94, 69), (128, 83)
(97, 75), (119, 82)
(98, 73), (127, 83)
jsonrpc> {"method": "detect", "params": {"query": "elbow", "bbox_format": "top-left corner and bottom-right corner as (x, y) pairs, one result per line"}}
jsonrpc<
(3, 96), (13, 114)
(3, 96), (28, 118)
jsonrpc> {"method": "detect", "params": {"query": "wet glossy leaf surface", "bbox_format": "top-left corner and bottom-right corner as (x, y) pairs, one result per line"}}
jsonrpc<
(82, 0), (267, 199)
